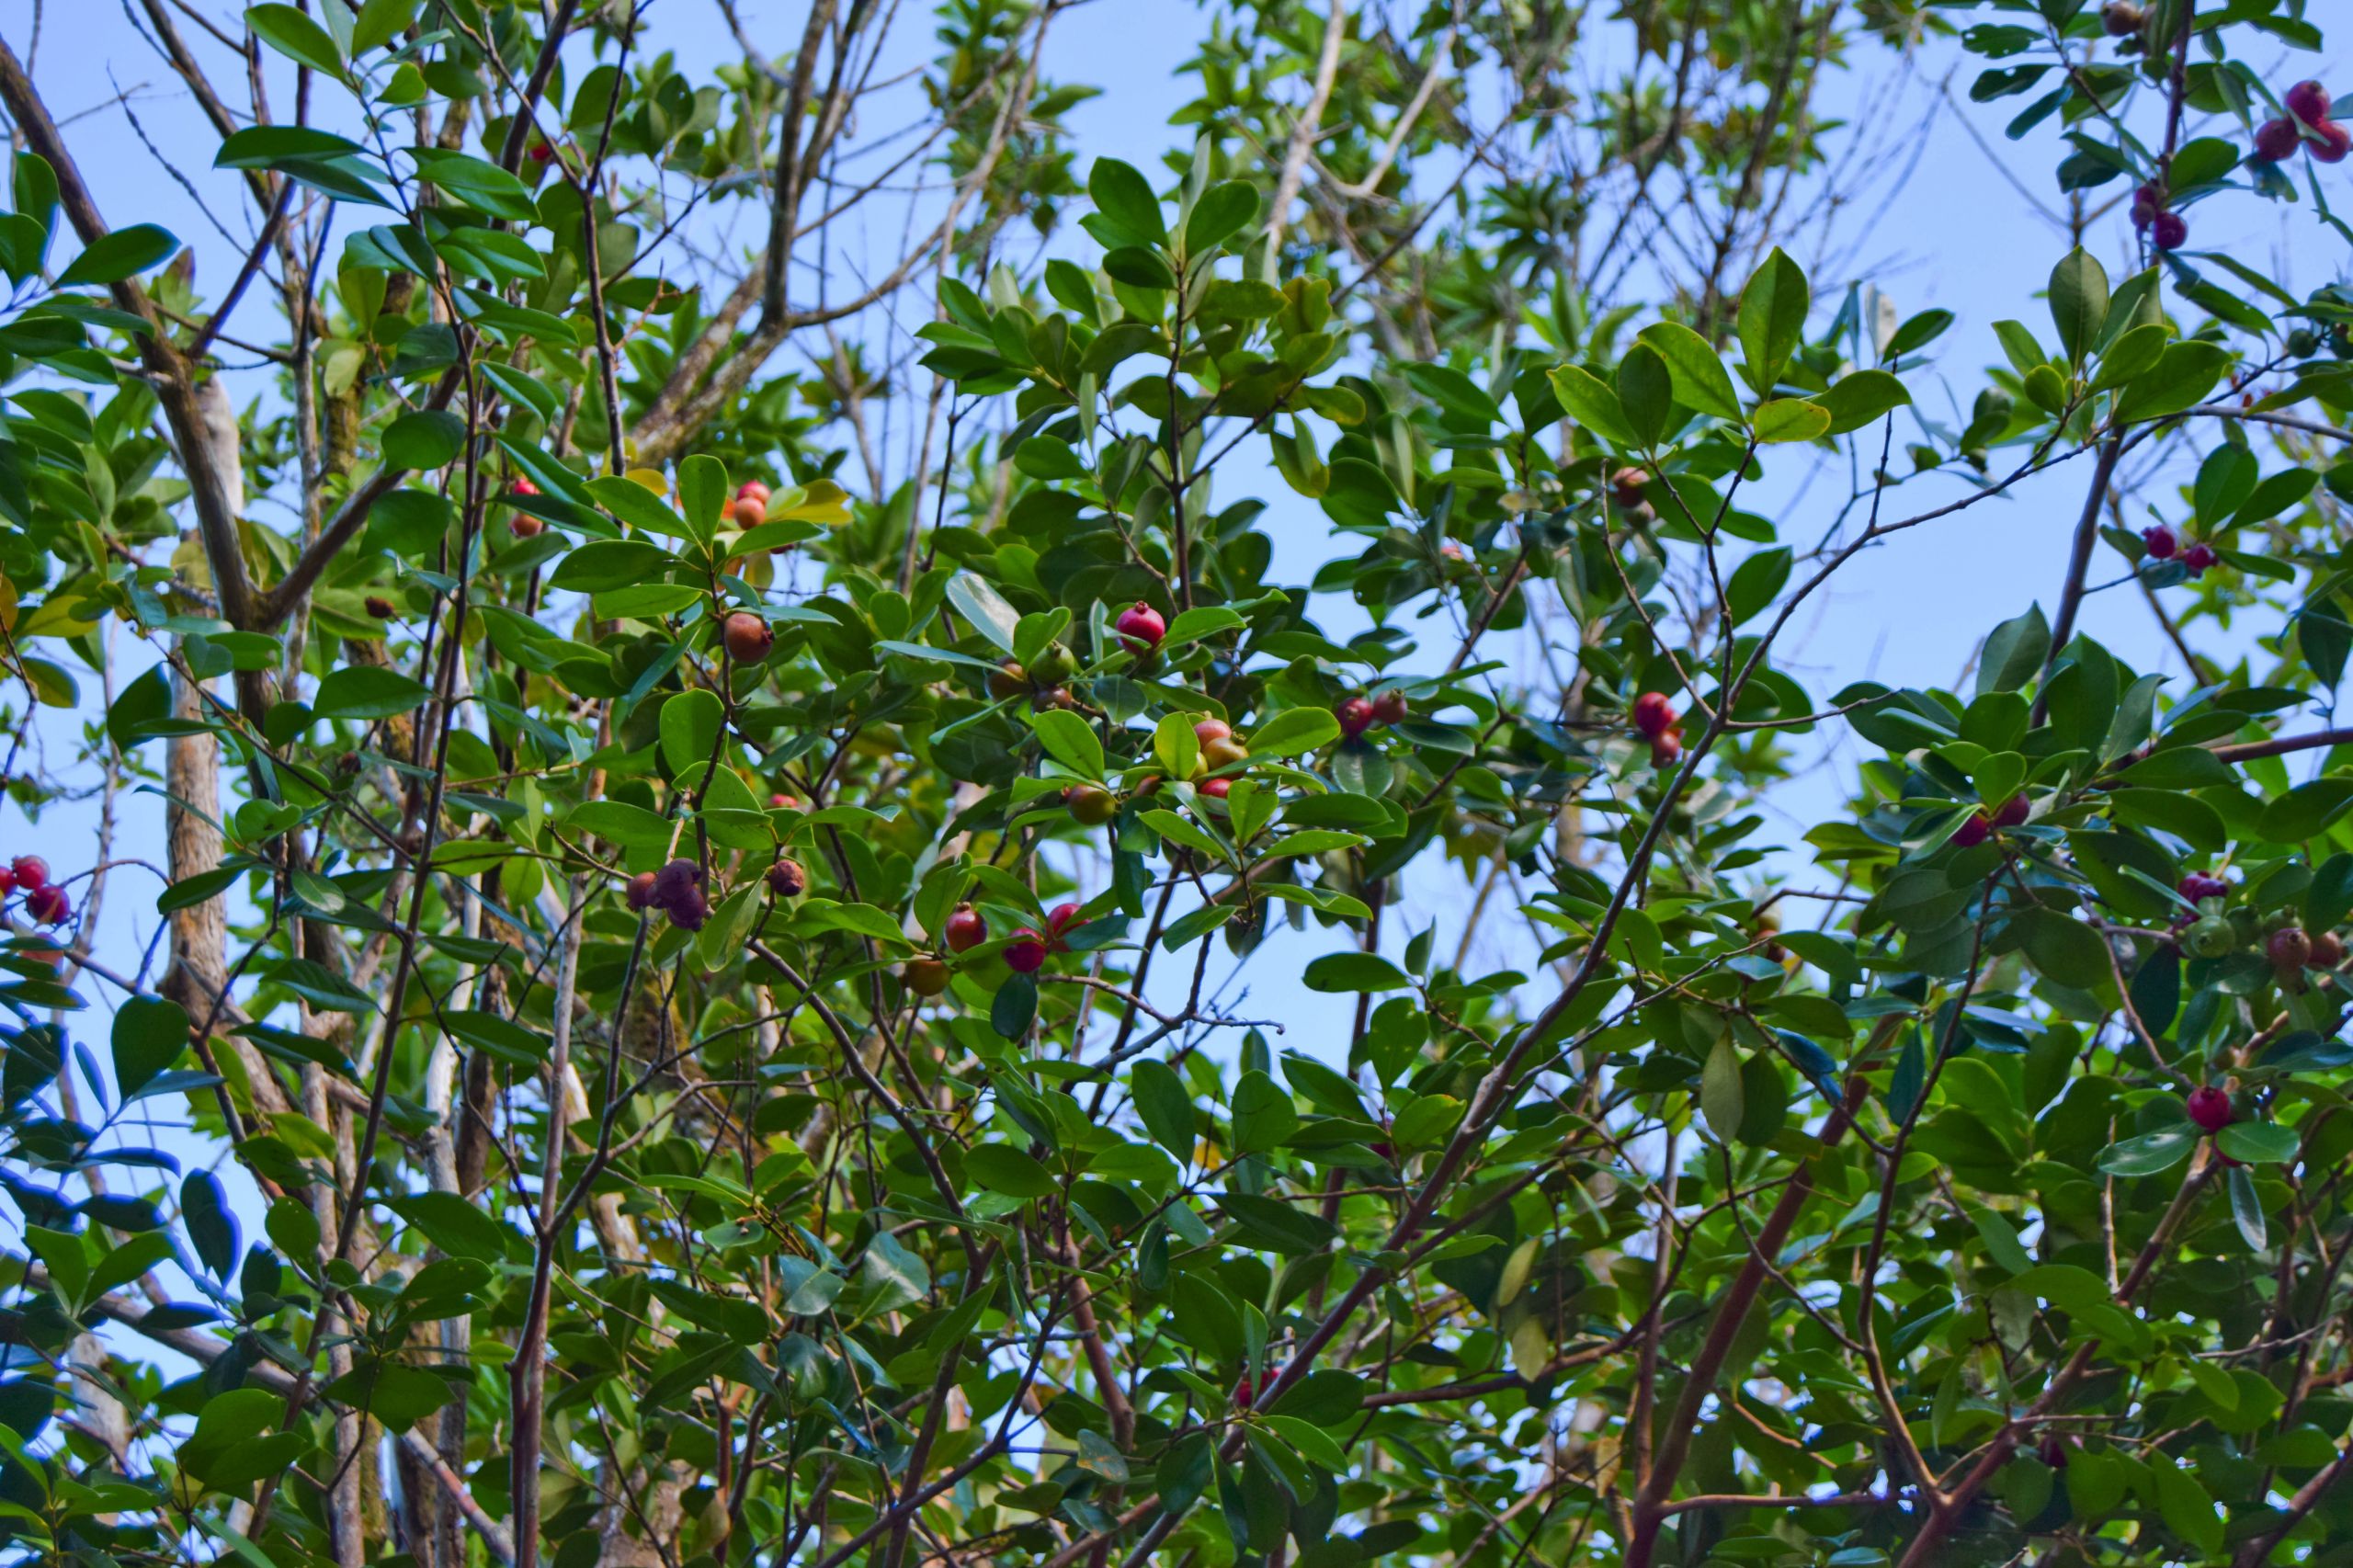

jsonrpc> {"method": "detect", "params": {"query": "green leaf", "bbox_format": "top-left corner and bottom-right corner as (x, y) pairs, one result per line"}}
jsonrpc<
(2259, 778), (2353, 842)
(2096, 1126), (2199, 1176)
(585, 476), (694, 539)
(382, 408), (465, 470)
(856, 1232), (931, 1318)
(1247, 707), (1340, 756)
(409, 149), (538, 222)
(1615, 343), (1673, 445)
(1302, 952), (1413, 992)
(1725, 547), (1791, 625)
(1699, 1035), (1744, 1142)
(55, 224), (180, 289)
(1813, 369), (1912, 434)
(1231, 1070), (1297, 1152)
(658, 687), (725, 775)
(2047, 246), (2109, 364)
(964, 1143), (1058, 1199)
(388, 1191), (516, 1263)
(313, 666), (430, 722)
(2216, 1120), (2299, 1165)
(1976, 603), (2050, 696)
(1184, 181), (1259, 254)
(548, 539), (673, 593)
(1029, 709), (1105, 779)
(112, 996), (188, 1098)
(245, 4), (345, 75)
(1546, 364), (1636, 448)
(1131, 1059), (1196, 1159)
(1750, 398), (1832, 443)
(992, 972), (1037, 1039)
(1087, 158), (1166, 247)
(1217, 1190), (1336, 1255)
(676, 453), (729, 540)
(1736, 247), (1809, 392)
(1635, 322), (1744, 421)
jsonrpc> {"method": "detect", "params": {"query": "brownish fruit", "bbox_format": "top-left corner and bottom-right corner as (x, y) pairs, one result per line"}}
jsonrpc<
(767, 858), (808, 897)
(723, 611), (774, 664)
(366, 596), (395, 619)
(988, 662), (1027, 699)
(732, 494), (767, 528)
(905, 957), (951, 995)
(510, 513), (544, 539)
(945, 903), (987, 951)
(1066, 785), (1118, 824)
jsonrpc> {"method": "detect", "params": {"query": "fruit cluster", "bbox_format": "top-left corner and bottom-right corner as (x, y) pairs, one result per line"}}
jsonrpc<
(1631, 690), (1687, 767)
(2255, 82), (2350, 165)
(0, 857), (68, 926)
(2171, 871), (2347, 977)
(1951, 793), (2032, 847)
(1337, 689), (1409, 740)
(627, 858), (711, 931)
(2140, 523), (2216, 577)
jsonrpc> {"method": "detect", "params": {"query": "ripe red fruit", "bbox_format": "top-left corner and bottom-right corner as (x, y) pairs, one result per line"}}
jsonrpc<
(1337, 697), (1376, 738)
(1993, 795), (2030, 829)
(1198, 776), (1232, 800)
(0, 866), (14, 896)
(2178, 872), (2229, 902)
(2268, 926), (2313, 971)
(1371, 689), (1408, 725)
(528, 141), (554, 164)
(1115, 601), (1166, 650)
(11, 857), (49, 892)
(2142, 524), (2177, 560)
(1650, 729), (1683, 768)
(2151, 210), (2188, 250)
(2313, 931), (2347, 968)
(510, 513), (544, 539)
(767, 858), (808, 898)
(2313, 120), (2353, 164)
(1632, 690), (1677, 738)
(731, 494), (767, 528)
(626, 870), (660, 910)
(945, 903), (987, 952)
(988, 662), (1027, 699)
(1609, 465), (1650, 507)
(365, 596), (395, 619)
(25, 885), (69, 926)
(905, 957), (951, 996)
(737, 480), (772, 505)
(2285, 81), (2332, 124)
(1952, 812), (1994, 848)
(2130, 181), (2163, 230)
(2254, 118), (2302, 162)
(2186, 1085), (2233, 1132)
(1193, 718), (1233, 746)
(1046, 902), (1084, 937)
(769, 792), (802, 810)
(2182, 541), (2218, 575)
(722, 611), (774, 664)
(1004, 928), (1047, 972)
(1232, 1374), (1256, 1409)
(510, 478), (540, 497)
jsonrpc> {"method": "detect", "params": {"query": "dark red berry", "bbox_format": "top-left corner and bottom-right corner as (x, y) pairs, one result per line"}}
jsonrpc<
(2178, 872), (2229, 903)
(1952, 812), (1994, 848)
(2285, 81), (2331, 124)
(1045, 902), (1084, 937)
(25, 885), (69, 926)
(766, 858), (807, 898)
(627, 871), (660, 911)
(2182, 541), (2218, 575)
(945, 904), (987, 952)
(2152, 210), (2188, 250)
(1337, 697), (1376, 738)
(2142, 524), (2177, 560)
(723, 611), (774, 664)
(1993, 795), (2030, 828)
(1632, 690), (1677, 738)
(1004, 928), (1047, 973)
(2313, 931), (2346, 968)
(1199, 777), (1231, 800)
(366, 596), (395, 619)
(11, 857), (49, 892)
(1370, 689), (1408, 725)
(2313, 121), (2352, 164)
(1115, 601), (1166, 650)
(2268, 926), (2313, 972)
(2254, 118), (2302, 162)
(0, 867), (15, 896)
(2187, 1085), (2233, 1132)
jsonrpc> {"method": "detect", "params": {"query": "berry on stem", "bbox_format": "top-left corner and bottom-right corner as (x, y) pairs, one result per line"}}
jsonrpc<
(2142, 523), (2177, 560)
(26, 885), (69, 926)
(510, 513), (544, 539)
(1115, 601), (1166, 651)
(2152, 210), (2188, 250)
(2253, 118), (2301, 162)
(1371, 689), (1408, 726)
(767, 858), (808, 898)
(2187, 1085), (2234, 1133)
(2268, 926), (2313, 972)
(1337, 697), (1376, 738)
(1952, 812), (1994, 848)
(945, 903), (987, 952)
(905, 957), (951, 996)
(1993, 795), (2031, 828)
(723, 612), (775, 664)
(2182, 541), (2218, 576)
(1065, 784), (1117, 825)
(11, 857), (49, 892)
(2285, 80), (2331, 123)
(1004, 928), (1047, 973)
(1193, 718), (1233, 746)
(2313, 121), (2352, 164)
(1632, 690), (1677, 738)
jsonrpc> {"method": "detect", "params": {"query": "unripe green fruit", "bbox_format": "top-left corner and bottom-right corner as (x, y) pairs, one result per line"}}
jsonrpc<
(2186, 915), (2237, 960)
(2287, 327), (2322, 358)
(1029, 643), (1077, 684)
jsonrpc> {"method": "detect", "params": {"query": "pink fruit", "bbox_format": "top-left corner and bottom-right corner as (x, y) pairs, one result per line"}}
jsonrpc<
(2187, 1085), (2233, 1132)
(2285, 81), (2331, 125)
(2152, 210), (2188, 250)
(1337, 697), (1375, 738)
(2183, 541), (2218, 575)
(1046, 902), (1083, 936)
(945, 904), (987, 952)
(2313, 121), (2352, 164)
(1952, 812), (1994, 848)
(1993, 795), (2030, 828)
(2142, 523), (2177, 560)
(25, 885), (68, 926)
(722, 612), (774, 664)
(1004, 928), (1047, 972)
(1632, 691), (1677, 738)
(1115, 601), (1166, 650)
(10, 857), (48, 892)
(2253, 118), (2301, 162)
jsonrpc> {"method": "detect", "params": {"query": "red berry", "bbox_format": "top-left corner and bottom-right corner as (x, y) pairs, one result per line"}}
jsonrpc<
(2178, 873), (2229, 903)
(1115, 601), (1166, 651)
(626, 870), (660, 910)
(1371, 689), (1408, 725)
(767, 858), (808, 898)
(1336, 697), (1376, 738)
(510, 478), (540, 497)
(11, 857), (49, 892)
(2254, 118), (2302, 162)
(1004, 928), (1047, 973)
(1952, 812), (1994, 848)
(2285, 81), (2332, 125)
(945, 903), (987, 952)
(528, 141), (554, 164)
(1232, 1375), (1255, 1409)
(509, 513), (544, 539)
(2186, 1085), (2233, 1133)
(365, 596), (395, 620)
(0, 867), (14, 897)
(2313, 931), (2347, 968)
(2313, 121), (2352, 164)
(1650, 728), (1683, 768)
(2141, 524), (2177, 560)
(2152, 210), (2188, 251)
(1993, 795), (2030, 828)
(2268, 926), (2313, 971)
(2130, 181), (2163, 230)
(736, 480), (772, 505)
(2182, 542), (2218, 575)
(731, 494), (767, 528)
(722, 611), (775, 664)
(25, 885), (68, 926)
(1199, 777), (1231, 800)
(1632, 690), (1677, 738)
(1046, 902), (1084, 937)
(1193, 718), (1232, 746)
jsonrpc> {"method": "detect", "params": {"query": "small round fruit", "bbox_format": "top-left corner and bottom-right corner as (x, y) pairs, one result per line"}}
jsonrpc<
(1004, 928), (1047, 972)
(1193, 718), (1233, 746)
(2182, 541), (2218, 575)
(988, 662), (1028, 699)
(2313, 120), (2352, 164)
(2312, 931), (2346, 967)
(2288, 327), (2323, 358)
(510, 513), (544, 539)
(1115, 601), (1166, 650)
(2285, 80), (2332, 124)
(2268, 926), (2313, 971)
(2142, 523), (2177, 560)
(11, 857), (49, 892)
(769, 792), (802, 810)
(0, 866), (15, 896)
(510, 478), (540, 498)
(2186, 915), (2238, 960)
(2151, 210), (2188, 250)
(2099, 0), (2143, 32)
(2178, 872), (2228, 902)
(945, 903), (987, 952)
(767, 858), (808, 898)
(1337, 697), (1376, 738)
(1610, 465), (1650, 507)
(366, 596), (395, 619)
(650, 858), (705, 907)
(666, 890), (710, 932)
(1200, 736), (1249, 772)
(905, 957), (951, 996)
(2129, 182), (2162, 229)
(1993, 795), (2030, 828)
(1952, 812), (1994, 848)
(25, 885), (69, 926)
(732, 494), (767, 528)
(1066, 784), (1118, 825)
(1371, 689), (1408, 725)
(1232, 1374), (1255, 1409)
(626, 871), (660, 911)
(2253, 117), (2302, 162)
(1029, 644), (1077, 684)
(722, 611), (775, 664)
(1046, 902), (1084, 936)
(737, 480), (772, 505)
(2186, 1084), (2234, 1132)
(1632, 690), (1677, 738)
(1198, 776), (1232, 800)
(1650, 728), (1683, 767)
